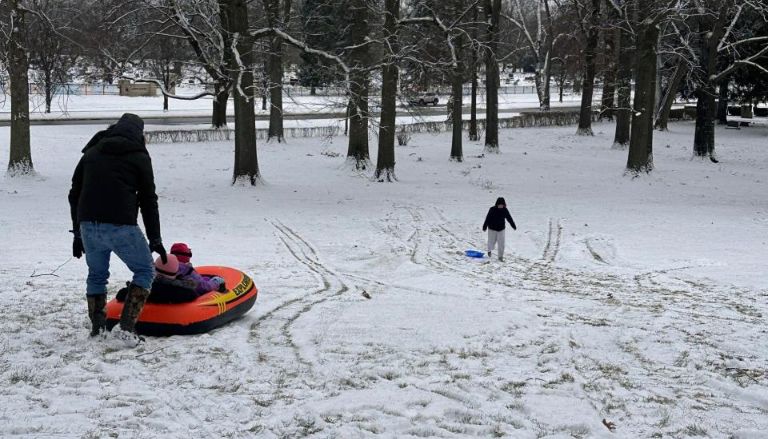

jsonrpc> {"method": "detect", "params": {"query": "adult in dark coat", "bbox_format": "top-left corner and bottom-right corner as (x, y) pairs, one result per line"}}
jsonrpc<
(68, 113), (167, 340)
(482, 197), (517, 261)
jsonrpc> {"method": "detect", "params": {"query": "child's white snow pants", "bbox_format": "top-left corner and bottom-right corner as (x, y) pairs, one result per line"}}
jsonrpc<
(487, 229), (505, 258)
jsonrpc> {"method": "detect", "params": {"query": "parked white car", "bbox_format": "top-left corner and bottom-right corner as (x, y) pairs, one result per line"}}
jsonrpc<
(408, 92), (440, 106)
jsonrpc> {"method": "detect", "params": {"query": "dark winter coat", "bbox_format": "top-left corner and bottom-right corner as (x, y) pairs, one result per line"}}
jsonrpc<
(68, 114), (162, 243)
(116, 277), (199, 304)
(482, 197), (516, 232)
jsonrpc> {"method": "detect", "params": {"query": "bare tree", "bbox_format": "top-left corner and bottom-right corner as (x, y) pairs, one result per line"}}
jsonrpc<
(143, 0), (234, 128)
(574, 0), (600, 135)
(263, 0), (292, 142)
(401, 0), (473, 162)
(27, 0), (79, 114)
(144, 31), (190, 112)
(2, 0), (33, 175)
(685, 1), (768, 161)
(223, 0), (260, 184)
(375, 0), (400, 181)
(599, 26), (618, 120)
(654, 60), (688, 131)
(483, 0), (502, 151)
(504, 0), (564, 111)
(345, 0), (372, 170)
(609, 2), (631, 149)
(469, 3), (480, 142)
(625, 0), (675, 175)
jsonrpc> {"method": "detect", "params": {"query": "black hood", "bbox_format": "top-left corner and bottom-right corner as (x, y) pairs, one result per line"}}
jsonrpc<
(91, 113), (147, 155)
(495, 197), (506, 207)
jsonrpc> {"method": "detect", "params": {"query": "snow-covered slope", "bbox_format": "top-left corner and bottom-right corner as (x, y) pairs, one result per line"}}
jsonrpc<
(0, 121), (766, 437)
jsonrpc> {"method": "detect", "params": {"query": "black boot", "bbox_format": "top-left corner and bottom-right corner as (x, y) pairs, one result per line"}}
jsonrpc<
(87, 295), (107, 337)
(119, 284), (150, 334)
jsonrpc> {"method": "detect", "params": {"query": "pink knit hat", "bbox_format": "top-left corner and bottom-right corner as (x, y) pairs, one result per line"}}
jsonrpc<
(155, 254), (179, 279)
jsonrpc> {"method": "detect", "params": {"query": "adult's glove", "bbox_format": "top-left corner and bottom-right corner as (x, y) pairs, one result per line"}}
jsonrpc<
(482, 226), (487, 232)
(73, 237), (84, 258)
(71, 230), (84, 258)
(149, 239), (167, 264)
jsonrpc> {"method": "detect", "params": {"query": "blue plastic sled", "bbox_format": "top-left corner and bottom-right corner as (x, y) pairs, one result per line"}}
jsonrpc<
(465, 250), (485, 258)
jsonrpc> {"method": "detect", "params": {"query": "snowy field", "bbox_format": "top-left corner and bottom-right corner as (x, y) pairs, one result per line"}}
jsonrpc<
(0, 90), (581, 121)
(1, 121), (767, 438)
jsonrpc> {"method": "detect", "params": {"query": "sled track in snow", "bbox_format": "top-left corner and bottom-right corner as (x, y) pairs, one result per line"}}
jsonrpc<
(385, 206), (768, 430)
(522, 218), (562, 280)
(394, 205), (530, 291)
(258, 221), (351, 371)
(390, 206), (763, 326)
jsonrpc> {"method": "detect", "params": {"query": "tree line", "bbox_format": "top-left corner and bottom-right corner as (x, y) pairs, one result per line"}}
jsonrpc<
(2, 0), (767, 182)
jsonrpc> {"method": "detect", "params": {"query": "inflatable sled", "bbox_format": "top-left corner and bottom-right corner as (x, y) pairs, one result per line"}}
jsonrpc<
(106, 266), (258, 336)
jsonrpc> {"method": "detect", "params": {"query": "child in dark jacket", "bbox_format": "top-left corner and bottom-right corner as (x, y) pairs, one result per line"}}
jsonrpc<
(170, 243), (226, 294)
(482, 197), (517, 261)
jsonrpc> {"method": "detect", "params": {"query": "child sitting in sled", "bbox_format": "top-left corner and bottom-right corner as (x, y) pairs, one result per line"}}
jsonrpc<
(118, 251), (226, 304)
(168, 242), (227, 294)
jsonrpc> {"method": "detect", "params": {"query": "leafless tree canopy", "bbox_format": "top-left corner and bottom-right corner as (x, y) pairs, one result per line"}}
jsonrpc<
(3, 0), (767, 177)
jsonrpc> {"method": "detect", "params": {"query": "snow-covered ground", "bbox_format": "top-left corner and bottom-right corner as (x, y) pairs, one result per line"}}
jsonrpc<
(1, 121), (767, 438)
(0, 90), (580, 121)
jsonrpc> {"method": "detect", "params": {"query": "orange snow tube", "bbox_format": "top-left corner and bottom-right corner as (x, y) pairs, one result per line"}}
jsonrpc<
(106, 266), (258, 336)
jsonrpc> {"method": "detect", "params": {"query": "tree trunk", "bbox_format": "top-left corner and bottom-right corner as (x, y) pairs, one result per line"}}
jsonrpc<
(600, 28), (618, 120)
(223, 0), (260, 184)
(692, 11), (725, 160)
(163, 65), (170, 111)
(693, 86), (716, 158)
(469, 6), (479, 142)
(344, 100), (350, 136)
(716, 79), (728, 124)
(267, 35), (285, 142)
(626, 22), (658, 174)
(44, 69), (53, 114)
(484, 0), (501, 151)
(345, 0), (370, 169)
(7, 0), (33, 176)
(262, 78), (268, 111)
(535, 63), (552, 111)
(450, 68), (464, 162)
(654, 62), (687, 131)
(613, 25), (632, 149)
(576, 0), (600, 135)
(469, 60), (478, 141)
(212, 83), (229, 128)
(375, 0), (399, 182)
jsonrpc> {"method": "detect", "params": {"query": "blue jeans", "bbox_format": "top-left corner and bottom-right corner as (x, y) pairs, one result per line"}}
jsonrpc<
(80, 222), (155, 296)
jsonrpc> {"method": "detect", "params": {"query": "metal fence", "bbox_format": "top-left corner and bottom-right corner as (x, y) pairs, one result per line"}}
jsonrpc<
(27, 83), (121, 96)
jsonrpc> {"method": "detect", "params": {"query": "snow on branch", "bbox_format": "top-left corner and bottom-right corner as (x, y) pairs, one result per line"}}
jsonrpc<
(717, 4), (743, 52)
(230, 32), (248, 100)
(398, 14), (458, 68)
(250, 27), (350, 75)
(120, 76), (215, 100)
(712, 44), (768, 82)
(718, 36), (768, 53)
